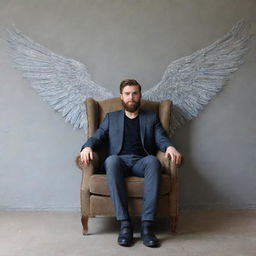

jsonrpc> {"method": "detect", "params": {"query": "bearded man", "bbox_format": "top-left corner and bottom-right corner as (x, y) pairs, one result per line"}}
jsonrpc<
(80, 79), (182, 247)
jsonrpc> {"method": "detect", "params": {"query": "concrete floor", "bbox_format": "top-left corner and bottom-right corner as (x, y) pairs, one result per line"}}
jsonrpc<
(0, 209), (256, 256)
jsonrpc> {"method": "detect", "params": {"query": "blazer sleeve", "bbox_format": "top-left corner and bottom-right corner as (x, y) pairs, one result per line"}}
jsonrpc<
(154, 114), (174, 152)
(80, 113), (109, 152)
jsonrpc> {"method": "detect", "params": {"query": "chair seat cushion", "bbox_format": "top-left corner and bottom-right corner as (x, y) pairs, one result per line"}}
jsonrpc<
(89, 174), (171, 197)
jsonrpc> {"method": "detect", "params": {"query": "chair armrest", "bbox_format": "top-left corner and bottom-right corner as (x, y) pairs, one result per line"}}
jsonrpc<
(156, 151), (180, 181)
(157, 151), (182, 212)
(75, 152), (100, 176)
(76, 151), (100, 218)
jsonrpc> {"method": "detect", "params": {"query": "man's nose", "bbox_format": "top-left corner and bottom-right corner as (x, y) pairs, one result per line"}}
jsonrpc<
(128, 94), (133, 100)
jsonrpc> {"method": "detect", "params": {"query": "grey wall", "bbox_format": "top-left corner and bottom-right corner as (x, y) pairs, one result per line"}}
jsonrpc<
(0, 0), (255, 211)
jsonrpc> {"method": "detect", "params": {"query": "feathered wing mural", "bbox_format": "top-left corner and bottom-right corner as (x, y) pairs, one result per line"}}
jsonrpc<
(143, 20), (251, 133)
(5, 27), (113, 131)
(4, 20), (251, 135)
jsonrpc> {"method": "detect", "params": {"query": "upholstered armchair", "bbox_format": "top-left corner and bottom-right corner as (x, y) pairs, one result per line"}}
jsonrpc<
(76, 97), (180, 235)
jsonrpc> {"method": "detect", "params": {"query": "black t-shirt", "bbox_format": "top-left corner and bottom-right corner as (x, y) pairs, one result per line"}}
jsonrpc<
(119, 114), (147, 156)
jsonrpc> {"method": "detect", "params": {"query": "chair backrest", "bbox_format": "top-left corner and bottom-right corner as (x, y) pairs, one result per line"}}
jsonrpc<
(85, 97), (172, 161)
(85, 97), (172, 137)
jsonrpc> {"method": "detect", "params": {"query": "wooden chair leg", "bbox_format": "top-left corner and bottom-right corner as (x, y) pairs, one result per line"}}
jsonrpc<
(81, 215), (89, 235)
(171, 216), (178, 233)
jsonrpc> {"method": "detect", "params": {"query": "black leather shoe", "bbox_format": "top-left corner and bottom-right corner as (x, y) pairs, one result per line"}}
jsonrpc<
(118, 226), (133, 246)
(141, 222), (160, 247)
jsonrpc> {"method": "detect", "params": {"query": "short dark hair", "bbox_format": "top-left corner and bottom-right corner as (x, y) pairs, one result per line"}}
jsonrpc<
(119, 79), (141, 94)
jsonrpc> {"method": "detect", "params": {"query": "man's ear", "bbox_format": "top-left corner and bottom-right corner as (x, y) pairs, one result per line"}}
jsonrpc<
(120, 94), (123, 100)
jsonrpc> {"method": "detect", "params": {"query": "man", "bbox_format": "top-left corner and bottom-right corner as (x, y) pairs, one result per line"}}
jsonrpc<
(80, 79), (182, 247)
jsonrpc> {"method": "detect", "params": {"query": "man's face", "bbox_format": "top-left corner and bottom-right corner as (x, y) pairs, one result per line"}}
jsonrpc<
(120, 85), (141, 113)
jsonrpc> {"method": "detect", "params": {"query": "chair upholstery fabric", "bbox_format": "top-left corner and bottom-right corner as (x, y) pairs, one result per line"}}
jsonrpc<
(89, 174), (171, 197)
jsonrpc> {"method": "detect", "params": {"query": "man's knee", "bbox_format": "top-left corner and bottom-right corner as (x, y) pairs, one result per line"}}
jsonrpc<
(143, 155), (162, 178)
(104, 155), (122, 175)
(105, 155), (121, 166)
(144, 155), (161, 168)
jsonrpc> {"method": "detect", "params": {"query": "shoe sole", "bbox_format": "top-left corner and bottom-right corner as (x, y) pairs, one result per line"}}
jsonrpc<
(143, 241), (160, 248)
(118, 241), (133, 246)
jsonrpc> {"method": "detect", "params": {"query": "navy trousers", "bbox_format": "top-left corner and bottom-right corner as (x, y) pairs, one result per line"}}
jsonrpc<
(104, 154), (162, 221)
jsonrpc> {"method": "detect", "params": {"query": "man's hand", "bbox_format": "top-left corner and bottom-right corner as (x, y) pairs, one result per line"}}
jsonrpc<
(80, 147), (93, 165)
(165, 146), (182, 166)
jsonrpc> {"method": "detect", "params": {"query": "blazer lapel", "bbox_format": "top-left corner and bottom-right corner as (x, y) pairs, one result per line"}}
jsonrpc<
(139, 110), (146, 147)
(117, 110), (125, 152)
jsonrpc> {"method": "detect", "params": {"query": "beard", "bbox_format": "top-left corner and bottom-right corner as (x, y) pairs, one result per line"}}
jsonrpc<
(121, 100), (141, 113)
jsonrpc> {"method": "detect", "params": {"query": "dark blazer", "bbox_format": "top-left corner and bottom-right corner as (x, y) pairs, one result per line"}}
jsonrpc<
(81, 109), (173, 156)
